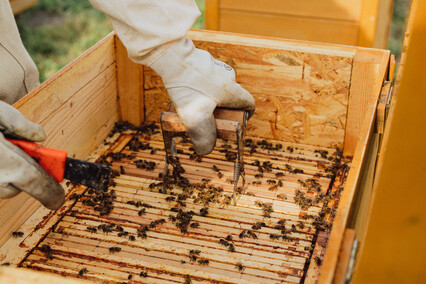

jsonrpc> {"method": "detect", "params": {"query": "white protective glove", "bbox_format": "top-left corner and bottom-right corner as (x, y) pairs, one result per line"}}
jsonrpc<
(150, 38), (255, 155)
(0, 101), (65, 210)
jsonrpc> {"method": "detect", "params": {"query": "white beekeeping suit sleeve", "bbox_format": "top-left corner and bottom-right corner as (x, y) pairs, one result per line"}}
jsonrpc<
(0, 0), (40, 104)
(0, 1), (64, 209)
(89, 0), (201, 65)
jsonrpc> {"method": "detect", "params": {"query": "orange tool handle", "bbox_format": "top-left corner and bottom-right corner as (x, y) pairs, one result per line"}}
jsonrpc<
(6, 139), (68, 182)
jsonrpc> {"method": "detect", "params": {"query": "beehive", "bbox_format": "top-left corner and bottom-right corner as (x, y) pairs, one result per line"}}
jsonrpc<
(0, 30), (391, 283)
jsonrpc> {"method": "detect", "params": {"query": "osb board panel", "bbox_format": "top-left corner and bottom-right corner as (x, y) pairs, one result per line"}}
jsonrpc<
(2, 127), (350, 283)
(219, 10), (359, 46)
(144, 40), (354, 149)
(115, 38), (145, 125)
(218, 0), (362, 22)
(143, 66), (168, 123)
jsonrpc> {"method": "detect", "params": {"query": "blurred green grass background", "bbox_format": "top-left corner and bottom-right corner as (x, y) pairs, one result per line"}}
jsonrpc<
(15, 0), (409, 82)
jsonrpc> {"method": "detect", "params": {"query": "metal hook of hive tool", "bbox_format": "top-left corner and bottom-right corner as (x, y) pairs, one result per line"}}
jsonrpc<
(232, 111), (249, 205)
(160, 113), (180, 193)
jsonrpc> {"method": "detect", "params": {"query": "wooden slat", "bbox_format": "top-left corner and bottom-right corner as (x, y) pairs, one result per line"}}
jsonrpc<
(218, 0), (362, 22)
(0, 267), (89, 284)
(205, 0), (219, 30)
(25, 244), (295, 284)
(376, 82), (391, 134)
(43, 229), (306, 275)
(304, 231), (329, 282)
(25, 252), (182, 284)
(389, 54), (396, 81)
(219, 10), (359, 46)
(333, 229), (356, 284)
(372, 0), (394, 48)
(343, 49), (390, 156)
(115, 37), (144, 125)
(347, 132), (380, 241)
(358, 0), (381, 47)
(188, 30), (359, 56)
(57, 218), (310, 262)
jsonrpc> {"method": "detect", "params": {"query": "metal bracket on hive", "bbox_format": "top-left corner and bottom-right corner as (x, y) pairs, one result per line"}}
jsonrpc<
(160, 103), (248, 205)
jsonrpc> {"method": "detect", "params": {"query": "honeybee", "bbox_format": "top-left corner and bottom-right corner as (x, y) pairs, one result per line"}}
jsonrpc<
(11, 231), (24, 238)
(235, 262), (245, 271)
(78, 268), (88, 276)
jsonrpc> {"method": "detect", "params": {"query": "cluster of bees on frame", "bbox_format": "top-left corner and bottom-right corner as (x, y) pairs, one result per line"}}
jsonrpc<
(43, 121), (350, 281)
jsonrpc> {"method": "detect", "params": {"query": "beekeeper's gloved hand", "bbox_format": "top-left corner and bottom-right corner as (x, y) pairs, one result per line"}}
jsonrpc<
(88, 0), (255, 154)
(150, 38), (255, 155)
(0, 101), (65, 210)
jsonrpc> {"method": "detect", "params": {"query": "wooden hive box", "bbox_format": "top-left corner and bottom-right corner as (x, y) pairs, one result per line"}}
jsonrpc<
(205, 0), (394, 48)
(0, 30), (391, 283)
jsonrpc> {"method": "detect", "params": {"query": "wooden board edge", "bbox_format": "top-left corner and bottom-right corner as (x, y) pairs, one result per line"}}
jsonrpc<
(205, 0), (219, 30)
(332, 229), (356, 284)
(218, 0), (362, 23)
(376, 82), (392, 134)
(0, 267), (90, 283)
(13, 32), (116, 110)
(343, 48), (391, 156)
(372, 0), (394, 49)
(218, 9), (359, 46)
(388, 54), (396, 82)
(350, 133), (381, 240)
(0, 196), (40, 248)
(187, 29), (357, 58)
(318, 50), (390, 283)
(358, 0), (381, 47)
(304, 231), (329, 282)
